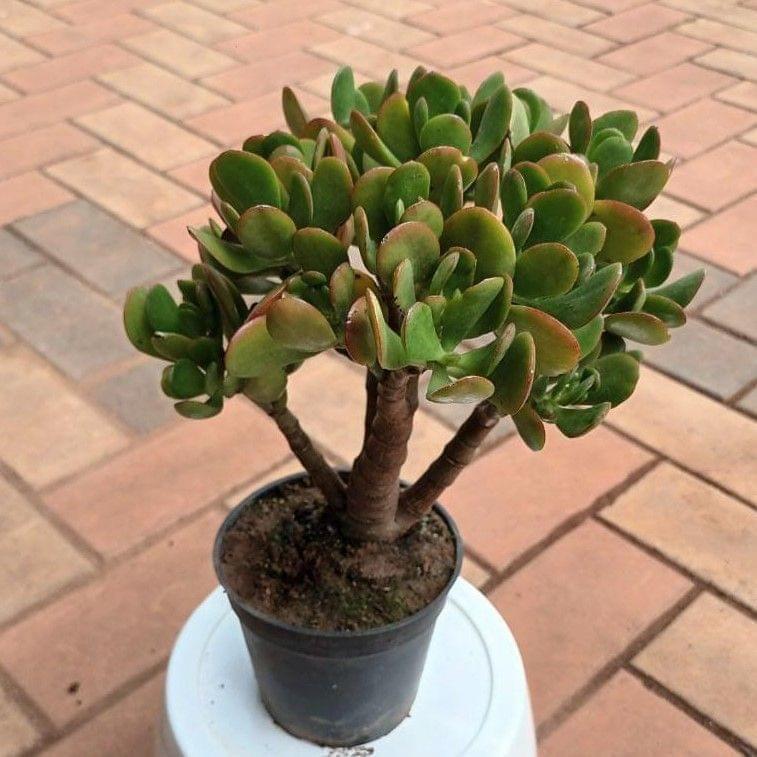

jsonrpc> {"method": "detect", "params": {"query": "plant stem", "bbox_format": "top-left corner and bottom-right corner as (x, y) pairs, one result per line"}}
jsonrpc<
(397, 401), (499, 530)
(342, 369), (417, 540)
(362, 369), (379, 451)
(263, 394), (346, 510)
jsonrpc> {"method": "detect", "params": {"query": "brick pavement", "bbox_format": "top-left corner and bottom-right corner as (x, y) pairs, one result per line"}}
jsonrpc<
(0, 1), (755, 753)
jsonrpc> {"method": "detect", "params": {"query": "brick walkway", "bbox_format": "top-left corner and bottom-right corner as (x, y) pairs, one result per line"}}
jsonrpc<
(0, 0), (755, 754)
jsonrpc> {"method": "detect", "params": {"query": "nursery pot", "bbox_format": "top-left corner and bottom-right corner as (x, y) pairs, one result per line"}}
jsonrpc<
(213, 471), (463, 748)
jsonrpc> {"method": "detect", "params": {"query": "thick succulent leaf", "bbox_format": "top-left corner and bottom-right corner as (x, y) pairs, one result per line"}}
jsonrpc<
(301, 117), (355, 152)
(439, 163), (463, 218)
(124, 286), (159, 356)
(511, 208), (535, 250)
(330, 65), (357, 126)
(401, 199), (444, 237)
(292, 227), (348, 277)
(428, 375), (494, 404)
(596, 160), (670, 210)
(454, 325), (516, 377)
(651, 219), (681, 252)
(365, 289), (407, 369)
(288, 172), (313, 229)
(514, 131), (569, 164)
(352, 166), (392, 240)
(633, 125), (660, 162)
(392, 258), (416, 312)
(270, 155), (312, 191)
(226, 317), (308, 377)
(514, 243), (579, 298)
(439, 277), (504, 350)
(237, 205), (296, 260)
(209, 150), (280, 213)
(489, 331), (536, 415)
(402, 301), (445, 363)
(474, 162), (499, 212)
(642, 293), (686, 327)
(408, 71), (461, 118)
(428, 250), (460, 296)
(512, 403), (545, 450)
(569, 100), (592, 153)
(350, 110), (401, 167)
(507, 304), (581, 376)
(152, 334), (219, 366)
(573, 314), (603, 357)
(585, 353), (639, 407)
(418, 146), (478, 194)
(469, 274), (513, 337)
(345, 296), (377, 365)
(282, 86), (308, 137)
(174, 397), (222, 419)
(243, 370), (287, 404)
(513, 161), (550, 196)
(593, 110), (638, 141)
(564, 221), (606, 256)
(383, 161), (430, 222)
(648, 269), (705, 307)
(362, 80), (386, 111)
(554, 402), (611, 438)
(420, 113), (472, 153)
(509, 95), (531, 147)
(376, 221), (440, 287)
(266, 297), (337, 352)
(592, 200), (655, 264)
(441, 206), (516, 280)
(166, 358), (205, 399)
(605, 311), (669, 345)
(472, 72), (504, 110)
(500, 168), (528, 228)
(526, 188), (586, 245)
(311, 156), (353, 232)
(377, 92), (419, 162)
(588, 132), (633, 179)
(532, 262), (622, 329)
(538, 153), (595, 217)
(470, 85), (513, 163)
(145, 284), (180, 332)
(514, 88), (552, 132)
(190, 226), (281, 274)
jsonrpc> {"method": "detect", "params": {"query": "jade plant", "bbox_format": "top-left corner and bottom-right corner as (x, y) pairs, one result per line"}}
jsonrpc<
(124, 66), (703, 542)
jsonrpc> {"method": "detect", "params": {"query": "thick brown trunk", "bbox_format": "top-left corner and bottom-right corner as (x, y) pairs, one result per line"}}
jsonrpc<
(397, 401), (499, 531)
(342, 370), (417, 540)
(264, 395), (346, 510)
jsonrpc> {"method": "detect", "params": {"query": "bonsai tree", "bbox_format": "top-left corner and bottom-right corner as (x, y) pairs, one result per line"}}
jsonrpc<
(124, 66), (703, 543)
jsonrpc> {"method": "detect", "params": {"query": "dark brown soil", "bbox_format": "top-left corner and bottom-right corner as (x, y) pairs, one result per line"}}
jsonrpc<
(218, 478), (456, 632)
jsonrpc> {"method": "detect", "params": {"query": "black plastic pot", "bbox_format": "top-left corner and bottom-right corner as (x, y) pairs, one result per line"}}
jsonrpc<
(213, 470), (463, 747)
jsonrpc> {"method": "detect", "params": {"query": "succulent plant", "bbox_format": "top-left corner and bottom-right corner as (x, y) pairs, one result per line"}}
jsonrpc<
(124, 65), (703, 541)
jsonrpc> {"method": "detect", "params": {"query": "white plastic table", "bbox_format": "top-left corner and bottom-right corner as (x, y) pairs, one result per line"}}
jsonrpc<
(157, 579), (536, 757)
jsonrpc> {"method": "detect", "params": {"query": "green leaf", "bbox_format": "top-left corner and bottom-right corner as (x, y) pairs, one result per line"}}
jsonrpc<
(226, 317), (308, 377)
(592, 199), (654, 264)
(564, 221), (606, 256)
(441, 206), (516, 280)
(633, 126), (660, 162)
(593, 110), (638, 141)
(605, 312), (669, 345)
(174, 397), (222, 419)
(420, 113), (472, 153)
(642, 293), (686, 327)
(474, 162), (499, 212)
(400, 199), (444, 237)
(439, 163), (463, 219)
(514, 87), (552, 131)
(472, 72), (505, 110)
(330, 65), (357, 126)
(267, 297), (337, 351)
(418, 146), (478, 195)
(509, 95), (531, 147)
(145, 284), (180, 333)
(345, 296), (377, 366)
(511, 208), (535, 251)
(167, 358), (206, 399)
(292, 227), (348, 277)
(190, 225), (281, 274)
(489, 331), (536, 415)
(153, 334), (219, 366)
(514, 243), (579, 298)
(123, 286), (159, 356)
(470, 85), (513, 163)
(587, 131), (633, 179)
(365, 289), (407, 369)
(648, 269), (704, 307)
(377, 92), (419, 162)
(454, 325), (516, 377)
(538, 153), (595, 217)
(237, 205), (296, 259)
(500, 168), (528, 228)
(282, 87), (308, 137)
(573, 314), (603, 357)
(527, 188), (586, 245)
(569, 100), (592, 153)
(596, 160), (670, 210)
(350, 110), (401, 167)
(383, 161), (430, 222)
(243, 369), (287, 404)
(585, 353), (639, 407)
(288, 171), (313, 229)
(402, 302), (445, 363)
(554, 402), (610, 437)
(376, 221), (440, 287)
(428, 375), (495, 403)
(507, 304), (581, 376)
(514, 131), (569, 164)
(352, 166), (392, 240)
(408, 71), (461, 118)
(440, 277), (504, 350)
(311, 156), (353, 233)
(532, 263), (622, 329)
(512, 403), (545, 450)
(393, 258), (416, 312)
(209, 150), (280, 213)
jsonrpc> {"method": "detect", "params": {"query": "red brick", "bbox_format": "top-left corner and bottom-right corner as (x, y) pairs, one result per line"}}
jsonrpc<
(0, 171), (72, 225)
(44, 399), (290, 558)
(409, 1), (514, 33)
(230, 0), (345, 29)
(489, 521), (691, 724)
(541, 671), (736, 756)
(598, 31), (712, 76)
(0, 81), (118, 140)
(0, 512), (222, 727)
(585, 2), (689, 43)
(446, 426), (652, 569)
(408, 26), (523, 68)
(3, 44), (139, 94)
(443, 56), (536, 93)
(55, 0), (163, 24)
(216, 20), (339, 62)
(168, 156), (213, 195)
(0, 123), (96, 180)
(147, 205), (215, 261)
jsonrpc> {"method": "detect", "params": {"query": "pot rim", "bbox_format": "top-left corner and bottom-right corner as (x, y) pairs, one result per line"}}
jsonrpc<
(213, 468), (463, 641)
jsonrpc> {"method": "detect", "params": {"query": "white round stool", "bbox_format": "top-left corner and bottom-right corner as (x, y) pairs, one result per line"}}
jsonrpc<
(157, 579), (536, 757)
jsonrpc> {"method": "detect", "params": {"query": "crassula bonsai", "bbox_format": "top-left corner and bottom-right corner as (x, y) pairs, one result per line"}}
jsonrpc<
(124, 65), (702, 745)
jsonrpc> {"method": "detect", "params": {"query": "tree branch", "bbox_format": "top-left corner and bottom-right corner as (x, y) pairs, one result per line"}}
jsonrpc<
(263, 394), (346, 510)
(397, 401), (499, 531)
